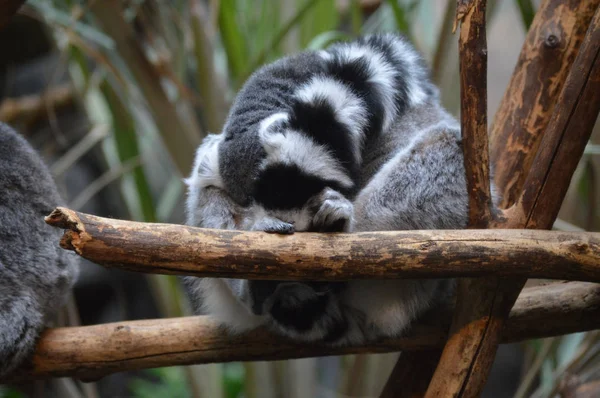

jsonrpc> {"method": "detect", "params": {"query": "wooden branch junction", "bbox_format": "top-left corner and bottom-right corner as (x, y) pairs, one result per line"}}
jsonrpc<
(426, 1), (600, 397)
(44, 207), (600, 282)
(4, 281), (599, 383)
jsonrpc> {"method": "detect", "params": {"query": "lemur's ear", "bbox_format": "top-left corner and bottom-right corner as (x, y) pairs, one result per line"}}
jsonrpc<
(185, 134), (241, 229)
(257, 112), (290, 156)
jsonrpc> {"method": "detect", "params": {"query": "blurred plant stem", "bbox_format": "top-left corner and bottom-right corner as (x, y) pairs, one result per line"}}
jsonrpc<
(191, 0), (228, 133)
(90, 0), (202, 176)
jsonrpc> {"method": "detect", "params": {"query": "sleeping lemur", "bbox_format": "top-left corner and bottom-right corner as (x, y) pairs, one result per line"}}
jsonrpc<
(183, 33), (475, 344)
(0, 123), (79, 376)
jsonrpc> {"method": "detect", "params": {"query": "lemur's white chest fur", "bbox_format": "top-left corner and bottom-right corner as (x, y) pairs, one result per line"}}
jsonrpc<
(183, 34), (476, 344)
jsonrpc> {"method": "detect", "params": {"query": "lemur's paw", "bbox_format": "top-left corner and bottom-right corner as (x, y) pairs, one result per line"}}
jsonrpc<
(310, 188), (354, 232)
(249, 215), (295, 234)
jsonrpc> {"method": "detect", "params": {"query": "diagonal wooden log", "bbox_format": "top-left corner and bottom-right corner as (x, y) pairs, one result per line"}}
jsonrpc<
(490, 0), (600, 208)
(426, 3), (600, 397)
(42, 208), (600, 282)
(2, 281), (599, 383)
(380, 350), (441, 398)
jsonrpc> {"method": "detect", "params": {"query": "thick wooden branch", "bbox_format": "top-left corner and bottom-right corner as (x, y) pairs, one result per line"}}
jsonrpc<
(4, 282), (599, 383)
(457, 0), (492, 228)
(425, 1), (499, 395)
(427, 4), (600, 397)
(490, 0), (600, 208)
(513, 7), (600, 229)
(43, 207), (600, 282)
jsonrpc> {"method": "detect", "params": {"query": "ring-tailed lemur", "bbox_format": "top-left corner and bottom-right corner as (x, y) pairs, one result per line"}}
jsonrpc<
(183, 33), (480, 344)
(0, 123), (79, 376)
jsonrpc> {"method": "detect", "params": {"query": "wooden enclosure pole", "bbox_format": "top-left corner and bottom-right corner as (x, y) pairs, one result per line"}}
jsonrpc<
(426, 3), (600, 397)
(3, 282), (599, 383)
(490, 0), (600, 208)
(43, 208), (600, 282)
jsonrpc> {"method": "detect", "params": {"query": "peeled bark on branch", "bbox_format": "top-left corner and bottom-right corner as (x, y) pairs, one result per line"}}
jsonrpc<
(4, 281), (599, 383)
(512, 6), (600, 229)
(427, 2), (600, 396)
(43, 207), (600, 282)
(457, 0), (492, 228)
(490, 0), (600, 209)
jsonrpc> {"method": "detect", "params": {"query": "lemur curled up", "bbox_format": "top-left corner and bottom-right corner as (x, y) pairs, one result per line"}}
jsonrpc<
(184, 34), (482, 344)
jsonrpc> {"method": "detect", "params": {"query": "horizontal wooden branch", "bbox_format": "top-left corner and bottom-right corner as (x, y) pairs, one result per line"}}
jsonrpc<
(44, 207), (600, 282)
(5, 281), (600, 382)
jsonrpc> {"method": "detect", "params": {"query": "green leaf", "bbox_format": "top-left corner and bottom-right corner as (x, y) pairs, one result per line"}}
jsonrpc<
(306, 30), (350, 50)
(223, 362), (245, 398)
(349, 0), (362, 36)
(515, 0), (535, 29)
(101, 80), (156, 223)
(385, 0), (419, 38)
(129, 367), (191, 398)
(30, 0), (115, 49)
(243, 0), (324, 80)
(218, 0), (250, 81)
(300, 0), (338, 48)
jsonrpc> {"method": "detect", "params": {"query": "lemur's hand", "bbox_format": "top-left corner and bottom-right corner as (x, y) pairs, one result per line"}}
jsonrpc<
(309, 188), (354, 232)
(249, 215), (295, 235)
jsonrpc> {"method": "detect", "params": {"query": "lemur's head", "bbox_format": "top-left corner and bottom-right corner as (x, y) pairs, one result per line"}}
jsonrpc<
(196, 108), (357, 235)
(185, 115), (357, 342)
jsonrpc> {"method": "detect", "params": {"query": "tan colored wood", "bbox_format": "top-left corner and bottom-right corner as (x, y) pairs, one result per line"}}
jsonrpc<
(426, 2), (600, 397)
(43, 207), (600, 282)
(3, 281), (598, 383)
(490, 0), (600, 209)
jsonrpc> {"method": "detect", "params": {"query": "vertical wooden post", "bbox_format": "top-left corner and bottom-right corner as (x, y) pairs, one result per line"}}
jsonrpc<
(425, 4), (600, 397)
(380, 1), (600, 396)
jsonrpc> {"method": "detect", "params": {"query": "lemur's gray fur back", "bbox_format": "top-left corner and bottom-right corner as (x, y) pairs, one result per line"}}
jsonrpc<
(183, 34), (474, 344)
(0, 123), (79, 376)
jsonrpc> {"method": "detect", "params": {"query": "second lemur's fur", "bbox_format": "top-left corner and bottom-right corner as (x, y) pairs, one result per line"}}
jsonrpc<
(0, 123), (79, 376)
(184, 34), (483, 344)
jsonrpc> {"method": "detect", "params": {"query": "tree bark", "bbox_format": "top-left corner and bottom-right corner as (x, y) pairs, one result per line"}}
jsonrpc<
(379, 350), (441, 398)
(490, 0), (600, 209)
(43, 207), (600, 282)
(456, 0), (492, 228)
(426, 2), (600, 397)
(3, 281), (599, 383)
